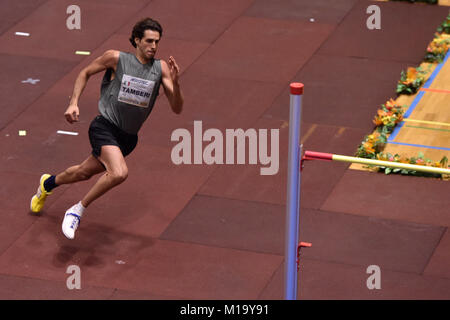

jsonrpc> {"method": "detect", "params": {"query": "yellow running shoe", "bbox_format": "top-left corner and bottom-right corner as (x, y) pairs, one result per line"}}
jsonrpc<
(30, 174), (53, 213)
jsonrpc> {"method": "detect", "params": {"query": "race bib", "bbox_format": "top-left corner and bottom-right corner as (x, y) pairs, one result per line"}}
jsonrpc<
(118, 74), (155, 108)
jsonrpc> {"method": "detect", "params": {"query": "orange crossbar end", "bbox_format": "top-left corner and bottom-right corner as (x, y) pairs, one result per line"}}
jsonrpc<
(303, 151), (333, 161)
(299, 242), (312, 247)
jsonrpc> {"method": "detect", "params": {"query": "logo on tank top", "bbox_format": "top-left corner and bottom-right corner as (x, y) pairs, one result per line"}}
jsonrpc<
(118, 74), (155, 108)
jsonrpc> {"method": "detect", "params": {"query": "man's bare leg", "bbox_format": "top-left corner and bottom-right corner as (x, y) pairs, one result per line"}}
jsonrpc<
(62, 145), (128, 239)
(80, 145), (129, 208)
(30, 154), (105, 214)
(55, 155), (105, 186)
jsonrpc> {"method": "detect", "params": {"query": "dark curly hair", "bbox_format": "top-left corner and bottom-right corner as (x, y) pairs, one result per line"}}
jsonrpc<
(129, 18), (163, 48)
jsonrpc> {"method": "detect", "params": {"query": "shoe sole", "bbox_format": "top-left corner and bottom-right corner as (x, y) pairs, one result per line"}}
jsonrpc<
(62, 212), (80, 240)
(30, 195), (38, 213)
(62, 227), (74, 240)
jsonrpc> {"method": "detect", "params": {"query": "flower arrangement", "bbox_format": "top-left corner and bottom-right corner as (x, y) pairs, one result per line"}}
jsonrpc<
(424, 33), (450, 63)
(372, 98), (404, 132)
(374, 152), (448, 177)
(356, 99), (405, 159)
(355, 130), (386, 159)
(396, 66), (428, 95)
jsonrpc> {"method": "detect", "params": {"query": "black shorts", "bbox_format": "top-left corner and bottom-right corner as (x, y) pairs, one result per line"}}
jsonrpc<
(88, 115), (138, 159)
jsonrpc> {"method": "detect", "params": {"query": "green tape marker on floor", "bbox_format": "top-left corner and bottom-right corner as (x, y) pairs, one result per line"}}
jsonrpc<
(405, 125), (450, 133)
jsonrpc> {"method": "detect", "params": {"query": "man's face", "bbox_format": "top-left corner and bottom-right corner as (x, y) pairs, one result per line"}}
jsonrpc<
(135, 29), (160, 60)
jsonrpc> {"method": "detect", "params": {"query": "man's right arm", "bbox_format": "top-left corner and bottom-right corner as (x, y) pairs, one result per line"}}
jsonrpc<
(65, 50), (120, 124)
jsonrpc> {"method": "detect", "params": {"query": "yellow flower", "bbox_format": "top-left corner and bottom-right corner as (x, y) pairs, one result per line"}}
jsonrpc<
(385, 99), (396, 109)
(373, 117), (383, 126)
(363, 142), (375, 154)
(406, 67), (417, 83)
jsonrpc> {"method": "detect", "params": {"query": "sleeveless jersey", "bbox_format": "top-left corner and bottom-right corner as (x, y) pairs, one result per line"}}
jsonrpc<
(98, 51), (162, 134)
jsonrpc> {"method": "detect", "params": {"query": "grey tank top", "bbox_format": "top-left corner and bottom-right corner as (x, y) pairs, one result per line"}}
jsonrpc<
(98, 51), (162, 134)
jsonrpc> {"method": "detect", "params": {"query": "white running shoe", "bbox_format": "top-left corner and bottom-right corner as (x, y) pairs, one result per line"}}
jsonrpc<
(62, 206), (82, 239)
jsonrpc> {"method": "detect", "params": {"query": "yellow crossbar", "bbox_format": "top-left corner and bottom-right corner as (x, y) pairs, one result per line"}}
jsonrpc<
(332, 155), (450, 175)
(303, 151), (449, 175)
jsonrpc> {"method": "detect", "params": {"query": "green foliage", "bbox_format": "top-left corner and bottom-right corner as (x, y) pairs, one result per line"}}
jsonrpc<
(396, 66), (430, 95)
(424, 51), (446, 63)
(437, 14), (450, 34)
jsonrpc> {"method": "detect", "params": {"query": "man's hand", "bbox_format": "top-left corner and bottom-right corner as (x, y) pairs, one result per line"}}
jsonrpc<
(64, 104), (80, 124)
(161, 56), (184, 114)
(168, 56), (180, 84)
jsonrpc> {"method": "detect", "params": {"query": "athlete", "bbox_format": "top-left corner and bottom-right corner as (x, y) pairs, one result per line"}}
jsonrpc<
(30, 18), (183, 239)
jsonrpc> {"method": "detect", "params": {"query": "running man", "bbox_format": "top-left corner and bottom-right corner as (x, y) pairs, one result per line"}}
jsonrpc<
(30, 18), (183, 239)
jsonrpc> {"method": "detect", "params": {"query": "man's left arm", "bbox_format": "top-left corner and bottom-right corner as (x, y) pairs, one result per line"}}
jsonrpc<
(161, 56), (183, 114)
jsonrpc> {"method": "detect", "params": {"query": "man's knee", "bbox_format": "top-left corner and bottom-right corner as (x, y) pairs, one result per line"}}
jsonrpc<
(108, 168), (128, 185)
